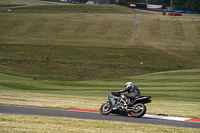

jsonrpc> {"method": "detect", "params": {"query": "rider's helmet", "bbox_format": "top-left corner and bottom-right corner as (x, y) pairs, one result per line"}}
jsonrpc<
(125, 82), (133, 89)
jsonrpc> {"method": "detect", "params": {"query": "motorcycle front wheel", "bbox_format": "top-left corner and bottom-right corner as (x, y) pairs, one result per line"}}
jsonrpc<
(100, 101), (112, 115)
(129, 103), (146, 118)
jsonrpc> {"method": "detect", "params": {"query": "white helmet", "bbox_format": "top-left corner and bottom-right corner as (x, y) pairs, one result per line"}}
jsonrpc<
(125, 82), (133, 88)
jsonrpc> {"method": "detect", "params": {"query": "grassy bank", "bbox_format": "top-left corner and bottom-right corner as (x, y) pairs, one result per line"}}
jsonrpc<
(0, 69), (199, 119)
(0, 11), (199, 79)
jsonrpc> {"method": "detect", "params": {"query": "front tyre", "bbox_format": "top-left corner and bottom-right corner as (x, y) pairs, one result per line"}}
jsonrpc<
(100, 101), (112, 115)
(130, 103), (146, 118)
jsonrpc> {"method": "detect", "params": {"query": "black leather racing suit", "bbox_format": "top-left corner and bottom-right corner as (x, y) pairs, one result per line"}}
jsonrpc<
(116, 86), (141, 100)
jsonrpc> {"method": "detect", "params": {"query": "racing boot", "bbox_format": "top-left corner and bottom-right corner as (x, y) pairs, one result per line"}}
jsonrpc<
(125, 98), (131, 106)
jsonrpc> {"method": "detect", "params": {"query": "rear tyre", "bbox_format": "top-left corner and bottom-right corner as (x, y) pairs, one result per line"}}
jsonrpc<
(100, 101), (112, 115)
(129, 103), (146, 118)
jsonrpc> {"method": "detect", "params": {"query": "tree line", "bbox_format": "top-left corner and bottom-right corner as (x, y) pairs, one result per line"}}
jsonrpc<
(116, 0), (200, 12)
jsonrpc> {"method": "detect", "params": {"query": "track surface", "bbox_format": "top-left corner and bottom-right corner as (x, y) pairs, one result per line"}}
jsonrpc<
(20, 0), (56, 4)
(0, 105), (199, 128)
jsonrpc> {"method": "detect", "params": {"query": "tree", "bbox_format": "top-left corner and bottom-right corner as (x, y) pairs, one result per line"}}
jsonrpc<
(173, 0), (200, 12)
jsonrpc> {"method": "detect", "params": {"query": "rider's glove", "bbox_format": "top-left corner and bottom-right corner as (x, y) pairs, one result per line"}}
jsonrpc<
(115, 91), (120, 95)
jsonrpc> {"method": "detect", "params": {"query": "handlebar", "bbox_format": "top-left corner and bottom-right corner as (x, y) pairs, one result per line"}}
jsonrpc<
(111, 92), (121, 96)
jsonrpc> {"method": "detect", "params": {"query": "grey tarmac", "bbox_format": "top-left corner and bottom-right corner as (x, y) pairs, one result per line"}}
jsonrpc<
(0, 105), (199, 128)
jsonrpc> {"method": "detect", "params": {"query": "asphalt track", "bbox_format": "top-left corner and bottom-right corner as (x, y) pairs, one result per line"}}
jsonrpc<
(20, 0), (56, 4)
(0, 105), (199, 128)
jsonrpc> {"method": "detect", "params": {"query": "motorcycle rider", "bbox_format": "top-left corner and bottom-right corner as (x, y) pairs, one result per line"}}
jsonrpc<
(115, 82), (141, 105)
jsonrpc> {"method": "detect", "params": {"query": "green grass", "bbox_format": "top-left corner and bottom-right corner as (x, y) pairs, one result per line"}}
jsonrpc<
(0, 69), (199, 118)
(0, 10), (199, 79)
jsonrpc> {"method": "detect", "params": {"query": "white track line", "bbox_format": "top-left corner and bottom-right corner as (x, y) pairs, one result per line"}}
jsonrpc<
(144, 114), (193, 122)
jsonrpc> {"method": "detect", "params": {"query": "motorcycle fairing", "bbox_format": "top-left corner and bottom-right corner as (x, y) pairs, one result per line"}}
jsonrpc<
(108, 92), (120, 106)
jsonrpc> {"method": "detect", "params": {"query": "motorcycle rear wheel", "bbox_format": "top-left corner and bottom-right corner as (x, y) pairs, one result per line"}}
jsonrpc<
(100, 101), (112, 115)
(129, 103), (146, 118)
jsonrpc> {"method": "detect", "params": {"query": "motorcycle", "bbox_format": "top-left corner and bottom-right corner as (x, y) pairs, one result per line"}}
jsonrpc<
(100, 92), (151, 118)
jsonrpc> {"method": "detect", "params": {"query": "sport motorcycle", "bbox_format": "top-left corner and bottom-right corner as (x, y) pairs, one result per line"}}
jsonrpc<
(100, 92), (151, 118)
